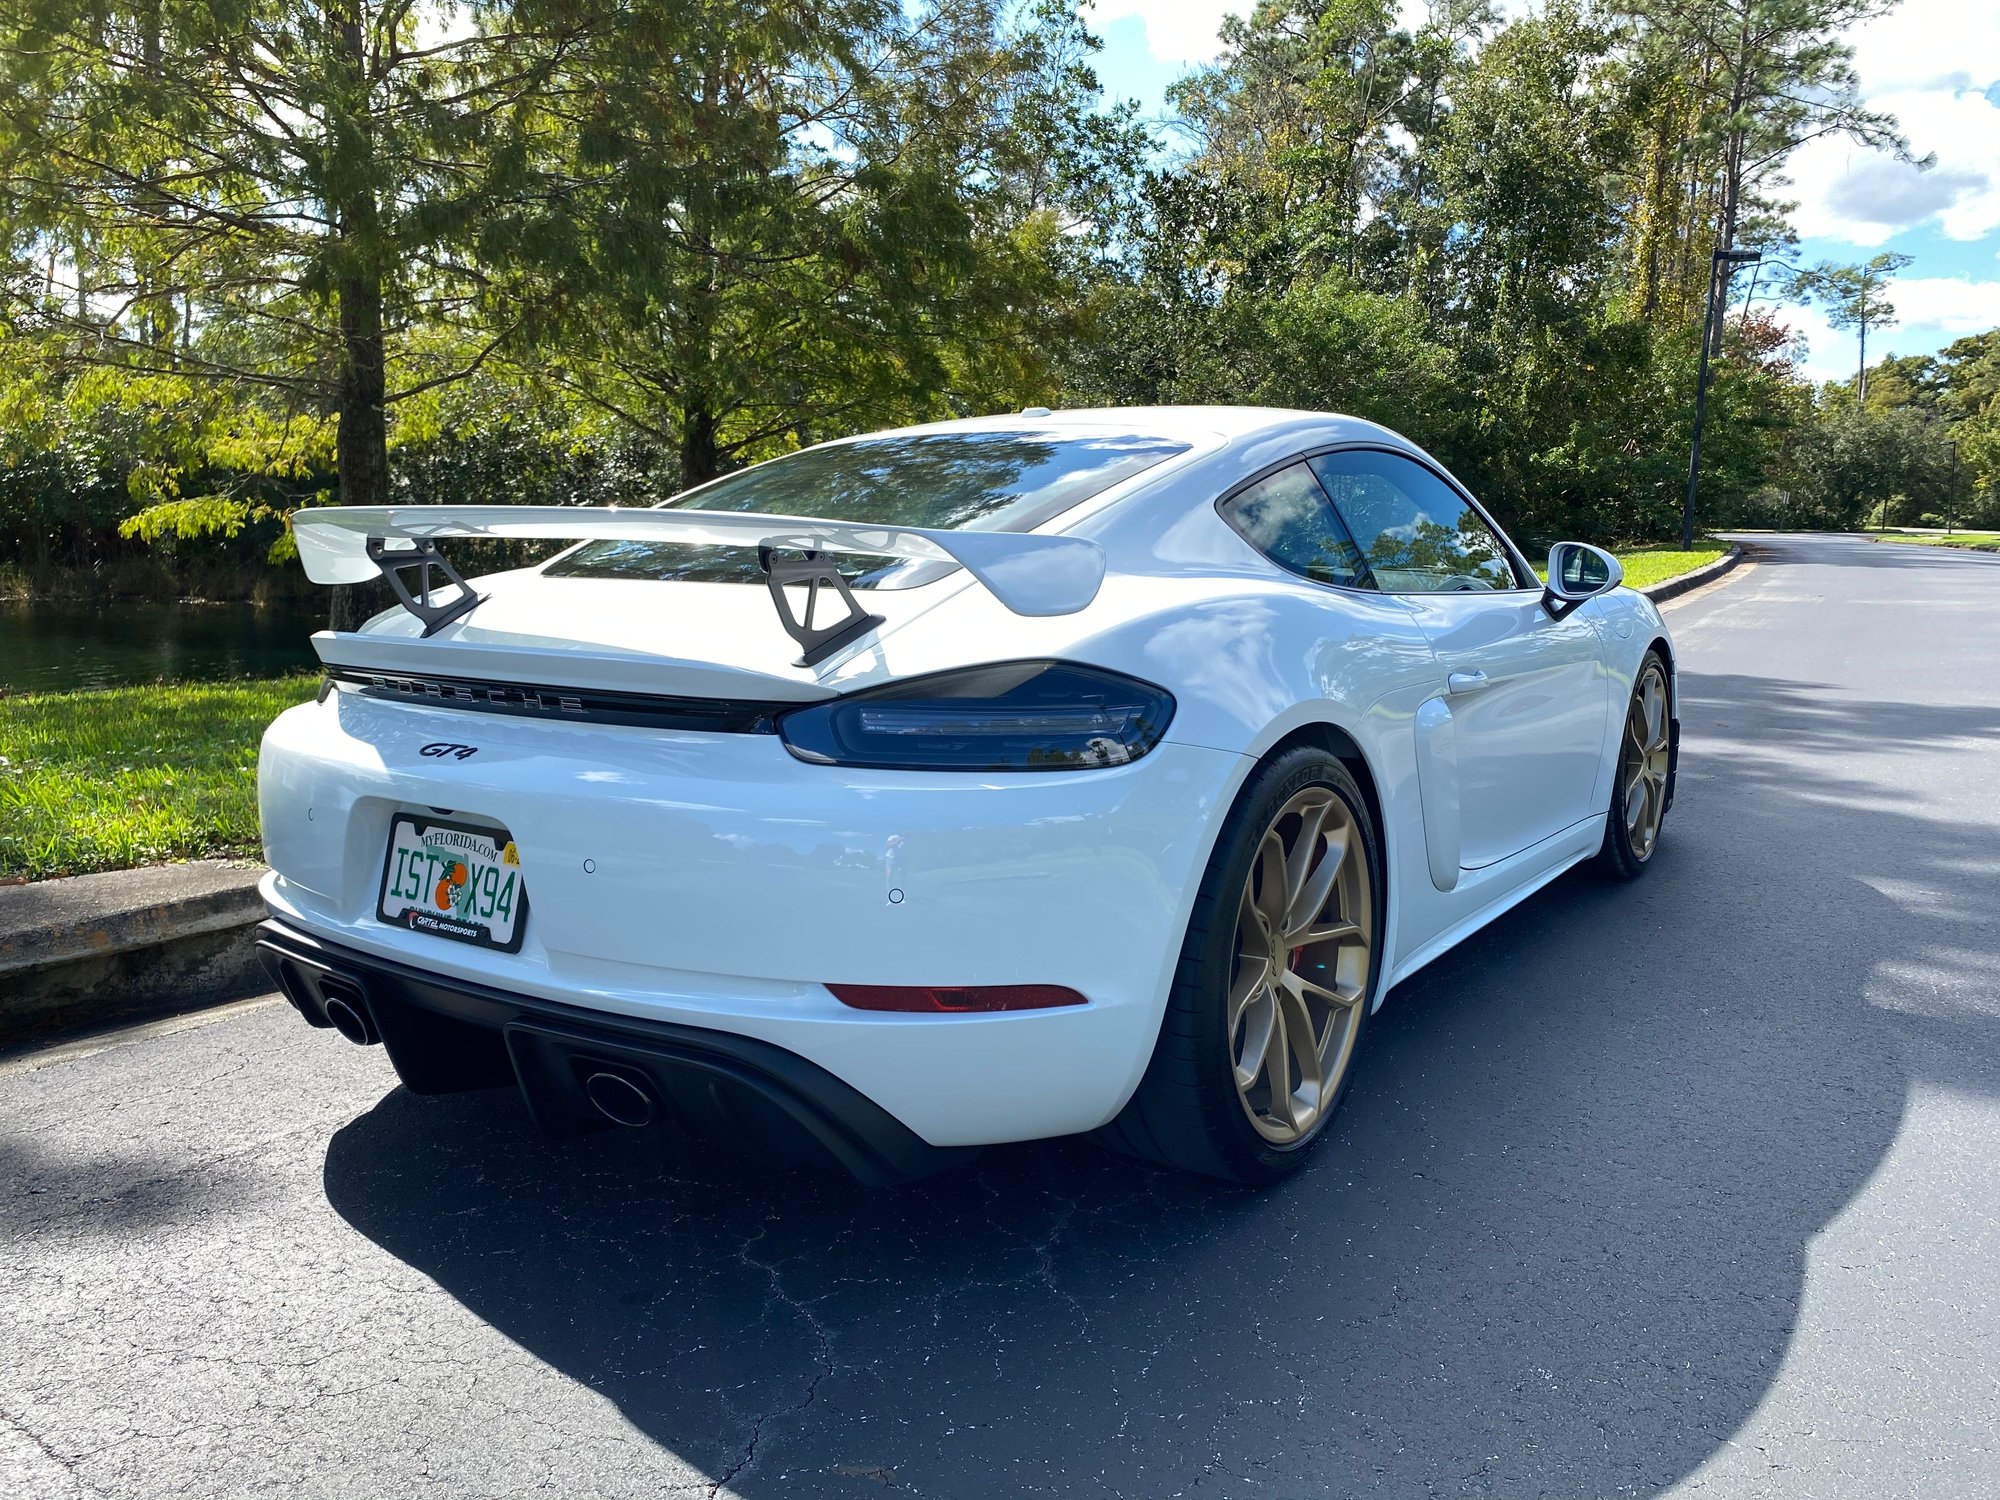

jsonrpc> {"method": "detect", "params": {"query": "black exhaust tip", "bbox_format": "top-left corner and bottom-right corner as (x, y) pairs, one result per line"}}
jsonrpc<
(583, 1070), (655, 1128)
(319, 979), (380, 1046)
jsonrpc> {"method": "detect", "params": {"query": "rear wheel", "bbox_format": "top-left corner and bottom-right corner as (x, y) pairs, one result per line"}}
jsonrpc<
(1596, 651), (1671, 879)
(1103, 747), (1381, 1183)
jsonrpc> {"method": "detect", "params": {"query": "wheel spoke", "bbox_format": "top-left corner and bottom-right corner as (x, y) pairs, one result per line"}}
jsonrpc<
(1260, 998), (1294, 1129)
(1293, 917), (1363, 947)
(1285, 829), (1347, 939)
(1282, 796), (1330, 912)
(1237, 884), (1269, 962)
(1227, 960), (1265, 1030)
(1275, 982), (1320, 1114)
(1255, 829), (1288, 930)
(1234, 984), (1276, 1090)
(1280, 965), (1361, 1014)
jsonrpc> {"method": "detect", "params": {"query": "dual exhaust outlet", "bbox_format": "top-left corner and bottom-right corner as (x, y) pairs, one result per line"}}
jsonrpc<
(316, 973), (658, 1130)
(264, 937), (664, 1134)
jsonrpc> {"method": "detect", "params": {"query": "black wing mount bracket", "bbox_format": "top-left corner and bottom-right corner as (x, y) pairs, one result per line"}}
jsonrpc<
(758, 544), (884, 667)
(365, 534), (484, 637)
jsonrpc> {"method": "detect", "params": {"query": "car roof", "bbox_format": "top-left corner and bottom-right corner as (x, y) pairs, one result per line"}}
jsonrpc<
(837, 405), (1411, 449)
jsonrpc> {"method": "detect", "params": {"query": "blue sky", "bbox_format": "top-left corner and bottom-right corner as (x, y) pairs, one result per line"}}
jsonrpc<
(1082, 1), (2000, 381)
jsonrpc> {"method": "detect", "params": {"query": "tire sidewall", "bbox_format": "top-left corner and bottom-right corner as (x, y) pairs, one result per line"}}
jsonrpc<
(1601, 650), (1669, 879)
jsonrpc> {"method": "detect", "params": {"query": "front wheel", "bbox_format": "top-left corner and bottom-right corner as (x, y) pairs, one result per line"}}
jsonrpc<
(1102, 747), (1382, 1184)
(1596, 651), (1672, 879)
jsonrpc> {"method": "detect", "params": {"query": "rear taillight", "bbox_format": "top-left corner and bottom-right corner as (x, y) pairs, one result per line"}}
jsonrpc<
(826, 983), (1086, 1013)
(776, 660), (1173, 772)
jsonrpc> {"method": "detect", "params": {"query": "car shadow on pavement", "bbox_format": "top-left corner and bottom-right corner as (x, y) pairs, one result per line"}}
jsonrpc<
(321, 667), (1999, 1499)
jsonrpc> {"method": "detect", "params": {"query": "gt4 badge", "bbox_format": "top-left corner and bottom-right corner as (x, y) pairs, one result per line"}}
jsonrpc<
(419, 742), (479, 761)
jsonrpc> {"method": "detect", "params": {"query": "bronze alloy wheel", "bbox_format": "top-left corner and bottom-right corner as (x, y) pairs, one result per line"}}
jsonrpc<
(1622, 658), (1671, 862)
(1228, 786), (1374, 1144)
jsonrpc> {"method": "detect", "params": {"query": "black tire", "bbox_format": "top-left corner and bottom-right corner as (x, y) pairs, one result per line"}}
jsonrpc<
(1594, 649), (1672, 880)
(1100, 745), (1383, 1184)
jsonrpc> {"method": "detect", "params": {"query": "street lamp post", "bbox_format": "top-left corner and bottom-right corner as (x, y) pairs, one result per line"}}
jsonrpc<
(1682, 246), (1762, 551)
(1947, 439), (1958, 537)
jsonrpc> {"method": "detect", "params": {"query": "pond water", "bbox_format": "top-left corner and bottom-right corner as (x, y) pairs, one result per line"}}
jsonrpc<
(0, 599), (327, 694)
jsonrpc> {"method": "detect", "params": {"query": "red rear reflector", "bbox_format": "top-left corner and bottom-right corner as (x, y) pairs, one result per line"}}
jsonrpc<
(826, 983), (1086, 1013)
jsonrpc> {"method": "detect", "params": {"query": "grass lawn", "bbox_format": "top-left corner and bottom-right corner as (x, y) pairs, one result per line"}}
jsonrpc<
(0, 677), (318, 881)
(1607, 543), (1729, 590)
(1872, 531), (2000, 554)
(1534, 542), (1729, 590)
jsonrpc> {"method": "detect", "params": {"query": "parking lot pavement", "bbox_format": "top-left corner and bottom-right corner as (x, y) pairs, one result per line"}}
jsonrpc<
(3, 531), (1997, 1498)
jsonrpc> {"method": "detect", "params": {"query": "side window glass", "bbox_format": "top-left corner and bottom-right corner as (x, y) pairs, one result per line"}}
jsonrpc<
(1219, 462), (1371, 590)
(1307, 451), (1520, 593)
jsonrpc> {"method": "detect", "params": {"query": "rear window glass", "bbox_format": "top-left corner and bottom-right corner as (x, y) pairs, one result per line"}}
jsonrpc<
(545, 431), (1188, 588)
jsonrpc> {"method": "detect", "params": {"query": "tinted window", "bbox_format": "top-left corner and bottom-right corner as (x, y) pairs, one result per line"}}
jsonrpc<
(1219, 462), (1370, 589)
(1307, 451), (1520, 593)
(547, 431), (1187, 588)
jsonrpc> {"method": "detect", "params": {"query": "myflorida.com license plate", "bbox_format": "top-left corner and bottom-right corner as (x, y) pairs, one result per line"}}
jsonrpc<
(377, 815), (528, 953)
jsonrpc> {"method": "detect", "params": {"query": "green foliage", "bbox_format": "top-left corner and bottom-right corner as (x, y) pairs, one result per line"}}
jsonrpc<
(1785, 400), (1960, 530)
(0, 0), (1990, 591)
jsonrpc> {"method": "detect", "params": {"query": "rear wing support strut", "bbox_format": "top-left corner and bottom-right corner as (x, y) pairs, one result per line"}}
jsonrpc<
(365, 535), (484, 637)
(758, 546), (884, 667)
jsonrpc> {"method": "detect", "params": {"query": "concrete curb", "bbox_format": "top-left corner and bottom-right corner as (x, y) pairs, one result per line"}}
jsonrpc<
(0, 860), (270, 1048)
(1638, 544), (1746, 603)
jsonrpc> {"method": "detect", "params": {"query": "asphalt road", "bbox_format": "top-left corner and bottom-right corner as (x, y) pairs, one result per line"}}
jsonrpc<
(4, 531), (1997, 1499)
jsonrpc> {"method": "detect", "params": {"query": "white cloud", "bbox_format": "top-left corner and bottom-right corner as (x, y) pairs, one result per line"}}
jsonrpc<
(1786, 85), (2000, 245)
(1771, 300), (1852, 384)
(1844, 0), (2000, 93)
(1086, 2), (1246, 65)
(1769, 276), (2000, 381)
(1890, 275), (2000, 337)
(1779, 0), (2000, 246)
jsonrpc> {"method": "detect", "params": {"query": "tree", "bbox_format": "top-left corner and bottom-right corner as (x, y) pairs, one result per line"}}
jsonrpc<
(1793, 399), (1956, 529)
(1858, 327), (2000, 526)
(1792, 252), (1912, 403)
(0, 1), (586, 617)
(1620, 0), (1918, 338)
(501, 0), (1140, 487)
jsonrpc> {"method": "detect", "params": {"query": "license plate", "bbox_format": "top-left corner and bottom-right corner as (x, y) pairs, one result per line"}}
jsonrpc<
(377, 815), (529, 953)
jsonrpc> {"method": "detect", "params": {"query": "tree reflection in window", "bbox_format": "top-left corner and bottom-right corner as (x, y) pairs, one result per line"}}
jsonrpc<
(546, 431), (1187, 589)
(1308, 451), (1519, 594)
(1218, 462), (1370, 588)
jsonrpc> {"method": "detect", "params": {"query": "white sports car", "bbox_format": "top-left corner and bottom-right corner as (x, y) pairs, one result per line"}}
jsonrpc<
(256, 406), (1676, 1185)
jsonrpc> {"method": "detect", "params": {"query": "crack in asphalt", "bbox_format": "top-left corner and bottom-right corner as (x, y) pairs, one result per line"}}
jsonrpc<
(0, 1405), (115, 1499)
(709, 1221), (841, 1497)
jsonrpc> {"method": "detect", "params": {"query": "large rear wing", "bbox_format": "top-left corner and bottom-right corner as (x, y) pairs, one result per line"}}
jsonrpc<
(291, 504), (1106, 663)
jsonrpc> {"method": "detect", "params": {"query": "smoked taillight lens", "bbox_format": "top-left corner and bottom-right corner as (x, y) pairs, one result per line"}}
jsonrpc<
(777, 661), (1173, 772)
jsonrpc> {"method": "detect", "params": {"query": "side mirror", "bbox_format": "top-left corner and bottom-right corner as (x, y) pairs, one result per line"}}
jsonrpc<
(1542, 542), (1622, 620)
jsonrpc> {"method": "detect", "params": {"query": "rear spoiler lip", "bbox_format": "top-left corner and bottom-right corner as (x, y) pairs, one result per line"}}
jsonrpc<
(290, 504), (1107, 618)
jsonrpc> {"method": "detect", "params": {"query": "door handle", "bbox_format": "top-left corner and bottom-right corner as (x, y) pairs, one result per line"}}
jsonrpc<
(1446, 670), (1489, 695)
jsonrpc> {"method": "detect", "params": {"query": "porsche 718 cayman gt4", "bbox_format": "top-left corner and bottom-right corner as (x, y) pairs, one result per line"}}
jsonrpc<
(255, 406), (1676, 1184)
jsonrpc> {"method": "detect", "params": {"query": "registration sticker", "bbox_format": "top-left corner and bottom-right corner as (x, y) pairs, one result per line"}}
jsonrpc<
(377, 815), (528, 953)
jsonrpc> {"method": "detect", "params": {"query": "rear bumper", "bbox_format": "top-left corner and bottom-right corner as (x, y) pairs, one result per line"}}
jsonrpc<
(257, 691), (1247, 1146)
(256, 919), (970, 1185)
